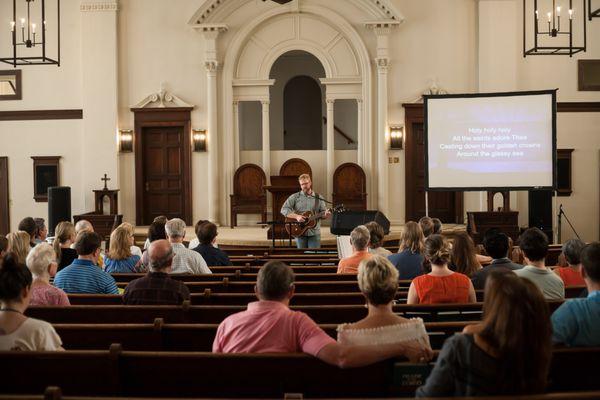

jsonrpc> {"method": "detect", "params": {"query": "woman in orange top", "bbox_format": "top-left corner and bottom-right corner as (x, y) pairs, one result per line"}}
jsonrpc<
(407, 234), (476, 304)
(554, 238), (585, 286)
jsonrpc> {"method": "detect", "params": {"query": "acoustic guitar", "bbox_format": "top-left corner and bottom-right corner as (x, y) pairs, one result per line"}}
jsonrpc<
(284, 205), (343, 237)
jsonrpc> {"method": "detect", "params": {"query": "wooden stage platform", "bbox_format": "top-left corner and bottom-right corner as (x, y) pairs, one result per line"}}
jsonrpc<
(134, 224), (466, 247)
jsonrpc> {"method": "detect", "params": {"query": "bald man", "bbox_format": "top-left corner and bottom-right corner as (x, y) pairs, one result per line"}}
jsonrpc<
(123, 239), (190, 305)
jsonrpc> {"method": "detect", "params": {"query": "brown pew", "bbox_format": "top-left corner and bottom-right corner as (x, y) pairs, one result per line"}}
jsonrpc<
(54, 319), (472, 351)
(25, 301), (564, 324)
(0, 347), (597, 397)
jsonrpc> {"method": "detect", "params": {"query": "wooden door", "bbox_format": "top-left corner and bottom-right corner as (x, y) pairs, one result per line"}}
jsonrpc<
(0, 157), (9, 235)
(141, 126), (188, 225)
(404, 104), (463, 223)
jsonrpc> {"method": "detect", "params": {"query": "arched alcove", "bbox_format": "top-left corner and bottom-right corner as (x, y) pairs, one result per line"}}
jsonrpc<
(283, 76), (323, 150)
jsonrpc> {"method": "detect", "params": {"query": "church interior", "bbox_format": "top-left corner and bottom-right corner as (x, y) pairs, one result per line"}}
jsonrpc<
(0, 0), (599, 398)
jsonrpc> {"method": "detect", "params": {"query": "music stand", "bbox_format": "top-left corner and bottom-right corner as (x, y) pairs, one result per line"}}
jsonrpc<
(259, 220), (302, 248)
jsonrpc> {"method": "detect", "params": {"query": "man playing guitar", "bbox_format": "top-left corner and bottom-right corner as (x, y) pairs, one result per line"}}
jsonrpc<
(280, 174), (331, 249)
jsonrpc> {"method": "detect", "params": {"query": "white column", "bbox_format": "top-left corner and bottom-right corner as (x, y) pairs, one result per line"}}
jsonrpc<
(365, 21), (398, 216)
(196, 24), (228, 224)
(376, 57), (390, 215)
(233, 100), (240, 170)
(261, 100), (271, 182)
(326, 99), (335, 201)
(80, 1), (119, 213)
(356, 98), (363, 167)
(205, 60), (219, 224)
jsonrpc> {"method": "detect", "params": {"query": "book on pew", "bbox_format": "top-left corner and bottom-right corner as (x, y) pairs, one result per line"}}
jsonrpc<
(336, 235), (352, 259)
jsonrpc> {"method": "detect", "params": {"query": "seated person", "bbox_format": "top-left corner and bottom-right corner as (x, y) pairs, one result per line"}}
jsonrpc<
(364, 221), (391, 257)
(416, 270), (552, 397)
(104, 226), (143, 273)
(450, 232), (482, 277)
(388, 221), (425, 280)
(118, 222), (143, 258)
(418, 216), (434, 238)
(338, 256), (430, 349)
(471, 228), (522, 290)
(73, 220), (103, 268)
(17, 217), (37, 248)
(213, 261), (433, 367)
(552, 242), (600, 347)
(6, 231), (30, 265)
(124, 239), (190, 305)
(515, 228), (564, 300)
(141, 220), (167, 268)
(407, 234), (476, 304)
(53, 221), (78, 271)
(188, 219), (208, 249)
(54, 232), (119, 294)
(554, 238), (586, 286)
(0, 253), (63, 350)
(192, 222), (232, 266)
(33, 218), (48, 244)
(337, 225), (373, 274)
(166, 218), (211, 274)
(431, 218), (442, 235)
(143, 215), (168, 249)
(26, 243), (70, 306)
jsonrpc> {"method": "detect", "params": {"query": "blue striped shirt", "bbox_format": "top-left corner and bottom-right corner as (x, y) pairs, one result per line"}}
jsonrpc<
(53, 259), (119, 294)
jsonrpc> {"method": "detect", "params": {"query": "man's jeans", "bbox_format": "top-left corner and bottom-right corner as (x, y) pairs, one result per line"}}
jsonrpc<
(295, 234), (321, 249)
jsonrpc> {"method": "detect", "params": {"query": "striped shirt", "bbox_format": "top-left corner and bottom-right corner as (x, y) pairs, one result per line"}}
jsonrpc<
(171, 243), (211, 274)
(54, 259), (119, 294)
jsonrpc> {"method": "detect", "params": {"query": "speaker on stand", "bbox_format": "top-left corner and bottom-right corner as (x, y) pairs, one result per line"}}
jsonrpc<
(48, 186), (71, 236)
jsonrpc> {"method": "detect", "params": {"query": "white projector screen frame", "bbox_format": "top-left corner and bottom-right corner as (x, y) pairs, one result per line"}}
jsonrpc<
(424, 90), (557, 191)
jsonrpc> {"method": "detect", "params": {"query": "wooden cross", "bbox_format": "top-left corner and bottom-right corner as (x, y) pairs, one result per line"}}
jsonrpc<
(101, 174), (111, 190)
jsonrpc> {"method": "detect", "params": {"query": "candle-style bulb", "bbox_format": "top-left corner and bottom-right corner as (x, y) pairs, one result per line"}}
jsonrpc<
(556, 6), (561, 16)
(10, 21), (15, 31)
(547, 11), (552, 22)
(535, 10), (539, 19)
(20, 18), (25, 28)
(568, 9), (573, 19)
(31, 23), (36, 33)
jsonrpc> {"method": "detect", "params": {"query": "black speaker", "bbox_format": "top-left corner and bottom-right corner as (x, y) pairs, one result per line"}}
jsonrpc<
(528, 189), (553, 242)
(48, 186), (71, 236)
(331, 210), (390, 236)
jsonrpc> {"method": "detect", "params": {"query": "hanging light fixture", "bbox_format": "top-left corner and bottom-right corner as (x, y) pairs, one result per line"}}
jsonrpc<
(1, 0), (60, 67)
(523, 0), (586, 56)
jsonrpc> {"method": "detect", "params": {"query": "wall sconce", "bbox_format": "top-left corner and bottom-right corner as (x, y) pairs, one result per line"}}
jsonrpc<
(389, 125), (404, 150)
(119, 129), (133, 152)
(192, 129), (207, 152)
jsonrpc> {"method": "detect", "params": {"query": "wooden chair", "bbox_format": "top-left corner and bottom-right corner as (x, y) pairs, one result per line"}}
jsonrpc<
(332, 162), (367, 210)
(230, 164), (267, 228)
(279, 158), (312, 178)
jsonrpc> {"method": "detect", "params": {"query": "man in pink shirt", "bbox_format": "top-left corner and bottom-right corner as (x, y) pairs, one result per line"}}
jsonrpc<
(213, 261), (432, 367)
(337, 225), (373, 274)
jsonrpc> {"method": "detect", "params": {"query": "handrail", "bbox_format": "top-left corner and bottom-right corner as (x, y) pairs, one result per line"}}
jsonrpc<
(322, 116), (355, 144)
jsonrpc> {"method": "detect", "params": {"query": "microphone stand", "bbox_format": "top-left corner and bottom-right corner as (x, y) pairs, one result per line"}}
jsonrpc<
(557, 204), (581, 244)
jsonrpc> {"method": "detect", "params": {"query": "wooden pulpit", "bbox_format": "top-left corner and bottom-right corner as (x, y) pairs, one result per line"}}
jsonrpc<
(467, 211), (519, 245)
(264, 176), (300, 239)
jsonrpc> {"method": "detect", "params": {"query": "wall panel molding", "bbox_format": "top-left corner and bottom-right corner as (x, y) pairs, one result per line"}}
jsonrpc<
(0, 109), (83, 121)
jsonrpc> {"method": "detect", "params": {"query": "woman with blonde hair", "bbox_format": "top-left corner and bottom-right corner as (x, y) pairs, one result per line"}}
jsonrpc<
(416, 270), (551, 396)
(104, 226), (142, 273)
(407, 234), (476, 304)
(6, 232), (30, 265)
(387, 221), (425, 279)
(337, 256), (432, 356)
(26, 243), (69, 306)
(53, 221), (78, 271)
(118, 222), (143, 258)
(450, 231), (482, 277)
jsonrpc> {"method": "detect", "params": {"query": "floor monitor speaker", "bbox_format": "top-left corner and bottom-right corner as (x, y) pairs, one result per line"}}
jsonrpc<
(331, 210), (390, 236)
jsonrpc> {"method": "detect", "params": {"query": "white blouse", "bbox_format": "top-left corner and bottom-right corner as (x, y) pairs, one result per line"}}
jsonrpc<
(337, 318), (430, 347)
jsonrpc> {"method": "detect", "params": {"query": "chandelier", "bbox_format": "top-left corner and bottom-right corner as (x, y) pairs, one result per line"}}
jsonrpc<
(1, 0), (60, 66)
(523, 0), (587, 56)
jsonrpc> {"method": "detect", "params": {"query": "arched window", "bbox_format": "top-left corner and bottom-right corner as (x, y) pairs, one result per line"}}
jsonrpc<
(283, 75), (323, 150)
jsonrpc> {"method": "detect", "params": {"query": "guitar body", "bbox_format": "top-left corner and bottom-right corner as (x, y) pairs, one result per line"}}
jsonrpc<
(285, 211), (318, 237)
